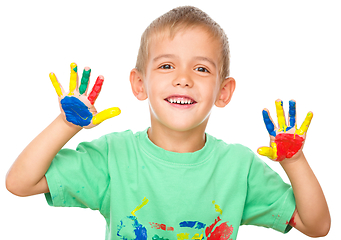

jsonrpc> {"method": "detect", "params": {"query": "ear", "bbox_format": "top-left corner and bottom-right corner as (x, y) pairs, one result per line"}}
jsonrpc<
(215, 77), (236, 108)
(130, 68), (148, 101)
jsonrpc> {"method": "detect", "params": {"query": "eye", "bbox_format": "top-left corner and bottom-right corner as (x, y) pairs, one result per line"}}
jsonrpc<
(159, 64), (174, 69)
(195, 67), (210, 73)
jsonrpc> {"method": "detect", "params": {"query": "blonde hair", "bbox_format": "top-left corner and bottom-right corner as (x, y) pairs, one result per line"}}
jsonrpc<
(135, 6), (230, 81)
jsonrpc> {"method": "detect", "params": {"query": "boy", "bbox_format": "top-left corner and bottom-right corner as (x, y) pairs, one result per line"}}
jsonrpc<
(6, 6), (330, 240)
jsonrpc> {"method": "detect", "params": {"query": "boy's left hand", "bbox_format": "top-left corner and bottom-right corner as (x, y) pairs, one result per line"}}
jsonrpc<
(257, 99), (313, 162)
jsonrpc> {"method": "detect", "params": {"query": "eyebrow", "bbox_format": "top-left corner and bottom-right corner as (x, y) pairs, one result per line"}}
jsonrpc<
(152, 54), (216, 68)
(153, 54), (177, 62)
(193, 56), (216, 68)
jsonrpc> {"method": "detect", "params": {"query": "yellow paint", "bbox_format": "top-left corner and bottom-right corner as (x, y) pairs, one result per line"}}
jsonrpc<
(131, 197), (149, 217)
(258, 142), (278, 160)
(192, 233), (203, 240)
(49, 72), (62, 97)
(69, 62), (77, 95)
(212, 201), (223, 215)
(275, 101), (287, 132)
(92, 107), (121, 125)
(296, 112), (313, 135)
(177, 233), (189, 240)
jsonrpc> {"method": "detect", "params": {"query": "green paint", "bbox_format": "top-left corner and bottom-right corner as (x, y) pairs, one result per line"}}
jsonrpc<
(73, 66), (78, 72)
(79, 69), (91, 94)
(152, 235), (169, 240)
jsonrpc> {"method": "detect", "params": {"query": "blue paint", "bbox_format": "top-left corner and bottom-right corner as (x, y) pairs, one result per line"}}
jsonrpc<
(262, 110), (276, 137)
(287, 100), (296, 131)
(179, 221), (206, 229)
(117, 216), (147, 240)
(61, 96), (92, 127)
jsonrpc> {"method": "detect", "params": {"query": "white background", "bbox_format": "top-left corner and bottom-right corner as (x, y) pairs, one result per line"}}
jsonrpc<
(1, 0), (340, 239)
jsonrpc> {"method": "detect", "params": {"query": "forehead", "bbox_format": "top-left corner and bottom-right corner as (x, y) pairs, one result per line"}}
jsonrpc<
(148, 26), (221, 62)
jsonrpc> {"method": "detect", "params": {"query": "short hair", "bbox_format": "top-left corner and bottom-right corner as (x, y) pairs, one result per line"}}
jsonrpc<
(135, 6), (230, 81)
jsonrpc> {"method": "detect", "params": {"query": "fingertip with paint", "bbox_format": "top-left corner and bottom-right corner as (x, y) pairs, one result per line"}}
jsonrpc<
(49, 72), (55, 79)
(49, 72), (63, 97)
(70, 62), (78, 72)
(79, 68), (92, 94)
(289, 99), (296, 107)
(262, 109), (276, 137)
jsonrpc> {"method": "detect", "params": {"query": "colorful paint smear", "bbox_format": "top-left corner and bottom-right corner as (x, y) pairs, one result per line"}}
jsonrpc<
(275, 100), (287, 132)
(296, 112), (313, 135)
(258, 142), (278, 160)
(61, 96), (92, 127)
(88, 75), (104, 105)
(117, 216), (147, 240)
(212, 201), (223, 215)
(152, 235), (169, 240)
(177, 233), (189, 240)
(92, 107), (121, 125)
(260, 100), (313, 161)
(205, 216), (233, 240)
(275, 133), (304, 161)
(262, 110), (276, 137)
(49, 72), (63, 97)
(150, 222), (174, 231)
(69, 62), (78, 95)
(288, 211), (297, 227)
(287, 100), (296, 131)
(192, 233), (204, 240)
(179, 221), (206, 230)
(79, 68), (91, 94)
(118, 198), (234, 240)
(131, 197), (149, 217)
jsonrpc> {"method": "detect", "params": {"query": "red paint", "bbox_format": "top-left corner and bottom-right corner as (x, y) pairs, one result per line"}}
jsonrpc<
(288, 211), (297, 227)
(275, 134), (304, 161)
(205, 216), (233, 240)
(88, 76), (104, 105)
(149, 222), (174, 231)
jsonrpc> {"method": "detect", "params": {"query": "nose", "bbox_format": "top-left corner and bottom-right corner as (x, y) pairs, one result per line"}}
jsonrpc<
(172, 72), (194, 88)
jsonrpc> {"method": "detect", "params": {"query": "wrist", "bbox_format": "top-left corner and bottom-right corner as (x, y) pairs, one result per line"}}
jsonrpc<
(279, 151), (306, 169)
(57, 114), (83, 133)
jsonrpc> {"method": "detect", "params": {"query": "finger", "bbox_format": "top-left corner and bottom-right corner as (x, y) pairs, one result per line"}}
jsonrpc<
(275, 99), (287, 132)
(296, 111), (313, 135)
(286, 100), (296, 131)
(69, 62), (78, 95)
(88, 75), (104, 105)
(257, 142), (278, 160)
(262, 109), (276, 137)
(79, 67), (91, 95)
(92, 107), (121, 125)
(49, 72), (64, 97)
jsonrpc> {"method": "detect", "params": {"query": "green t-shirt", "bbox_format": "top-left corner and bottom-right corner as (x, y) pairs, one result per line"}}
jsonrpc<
(45, 129), (296, 240)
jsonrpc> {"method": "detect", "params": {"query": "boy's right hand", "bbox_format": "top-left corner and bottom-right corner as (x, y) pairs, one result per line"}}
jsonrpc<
(49, 62), (121, 129)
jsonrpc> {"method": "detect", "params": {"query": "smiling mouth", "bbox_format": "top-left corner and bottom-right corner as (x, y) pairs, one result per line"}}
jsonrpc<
(165, 96), (197, 105)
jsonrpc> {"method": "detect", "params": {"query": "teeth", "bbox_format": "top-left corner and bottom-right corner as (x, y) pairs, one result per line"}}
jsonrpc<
(167, 97), (194, 105)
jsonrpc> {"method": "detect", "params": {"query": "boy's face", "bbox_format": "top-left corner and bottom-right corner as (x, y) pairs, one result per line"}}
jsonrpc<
(134, 26), (231, 133)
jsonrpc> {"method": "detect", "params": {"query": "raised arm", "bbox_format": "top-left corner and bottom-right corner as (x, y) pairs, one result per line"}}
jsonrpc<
(258, 99), (330, 237)
(6, 63), (120, 197)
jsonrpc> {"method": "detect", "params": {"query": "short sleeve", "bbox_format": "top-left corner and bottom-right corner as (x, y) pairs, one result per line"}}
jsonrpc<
(241, 153), (296, 233)
(44, 135), (110, 216)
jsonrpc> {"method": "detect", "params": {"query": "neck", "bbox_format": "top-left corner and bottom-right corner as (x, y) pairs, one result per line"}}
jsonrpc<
(147, 120), (208, 153)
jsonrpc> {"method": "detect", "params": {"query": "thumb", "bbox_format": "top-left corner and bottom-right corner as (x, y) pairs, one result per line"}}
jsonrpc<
(92, 107), (121, 125)
(257, 142), (278, 160)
